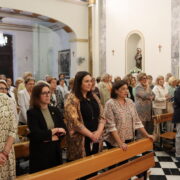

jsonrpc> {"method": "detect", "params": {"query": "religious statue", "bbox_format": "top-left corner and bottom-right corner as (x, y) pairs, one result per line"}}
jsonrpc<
(135, 48), (142, 69)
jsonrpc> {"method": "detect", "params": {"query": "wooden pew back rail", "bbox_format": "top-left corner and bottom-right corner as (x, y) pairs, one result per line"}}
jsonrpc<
(16, 138), (154, 180)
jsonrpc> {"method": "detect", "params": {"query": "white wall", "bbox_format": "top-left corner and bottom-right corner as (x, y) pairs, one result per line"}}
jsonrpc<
(33, 25), (72, 80)
(1, 30), (33, 79)
(1, 27), (72, 81)
(106, 0), (171, 79)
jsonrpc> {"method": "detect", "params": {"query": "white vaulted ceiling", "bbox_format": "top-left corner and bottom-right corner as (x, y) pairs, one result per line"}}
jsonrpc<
(0, 7), (72, 32)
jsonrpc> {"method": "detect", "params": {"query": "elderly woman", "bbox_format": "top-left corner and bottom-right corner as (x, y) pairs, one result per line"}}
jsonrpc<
(104, 80), (154, 149)
(167, 76), (177, 113)
(135, 73), (155, 135)
(64, 71), (106, 161)
(153, 75), (169, 138)
(123, 75), (135, 101)
(0, 93), (17, 179)
(152, 75), (169, 115)
(98, 73), (111, 106)
(0, 80), (18, 125)
(18, 77), (35, 125)
(47, 77), (64, 113)
(13, 78), (24, 105)
(164, 73), (173, 90)
(166, 76), (177, 132)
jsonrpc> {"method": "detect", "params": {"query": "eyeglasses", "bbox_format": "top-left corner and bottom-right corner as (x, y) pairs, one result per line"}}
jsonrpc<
(41, 91), (51, 96)
(0, 88), (8, 91)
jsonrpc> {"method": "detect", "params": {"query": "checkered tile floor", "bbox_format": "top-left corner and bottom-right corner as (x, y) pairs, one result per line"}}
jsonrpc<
(147, 150), (180, 180)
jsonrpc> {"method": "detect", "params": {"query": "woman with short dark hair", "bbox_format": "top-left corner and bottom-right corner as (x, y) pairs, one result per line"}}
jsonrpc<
(64, 71), (106, 161)
(104, 80), (154, 150)
(27, 82), (66, 173)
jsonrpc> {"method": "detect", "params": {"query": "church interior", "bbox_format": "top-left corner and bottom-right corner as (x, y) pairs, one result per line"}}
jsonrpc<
(0, 0), (180, 180)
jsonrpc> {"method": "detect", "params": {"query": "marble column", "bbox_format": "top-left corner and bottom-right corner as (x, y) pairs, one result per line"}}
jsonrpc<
(99, 0), (106, 75)
(88, 0), (96, 74)
(172, 0), (180, 78)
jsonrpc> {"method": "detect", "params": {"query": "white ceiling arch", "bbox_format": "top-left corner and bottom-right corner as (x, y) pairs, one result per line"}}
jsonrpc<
(0, 0), (88, 38)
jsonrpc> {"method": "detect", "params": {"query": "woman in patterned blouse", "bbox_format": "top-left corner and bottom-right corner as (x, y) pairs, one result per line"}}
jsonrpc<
(104, 80), (154, 150)
(0, 93), (17, 179)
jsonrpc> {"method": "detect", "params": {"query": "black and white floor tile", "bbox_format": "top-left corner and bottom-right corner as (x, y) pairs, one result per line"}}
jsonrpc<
(148, 150), (180, 180)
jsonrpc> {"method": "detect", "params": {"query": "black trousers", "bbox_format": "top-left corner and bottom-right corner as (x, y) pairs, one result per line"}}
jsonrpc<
(78, 138), (99, 180)
(85, 137), (99, 156)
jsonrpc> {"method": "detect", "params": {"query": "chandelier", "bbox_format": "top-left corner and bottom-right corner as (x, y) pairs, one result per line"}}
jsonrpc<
(0, 32), (8, 47)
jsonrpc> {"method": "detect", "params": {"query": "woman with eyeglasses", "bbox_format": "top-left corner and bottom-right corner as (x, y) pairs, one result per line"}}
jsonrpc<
(0, 93), (17, 179)
(0, 80), (11, 96)
(135, 73), (155, 137)
(27, 82), (66, 173)
(0, 80), (18, 124)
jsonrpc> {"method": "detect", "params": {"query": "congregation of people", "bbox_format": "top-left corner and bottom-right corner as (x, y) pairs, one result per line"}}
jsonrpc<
(1, 71), (180, 179)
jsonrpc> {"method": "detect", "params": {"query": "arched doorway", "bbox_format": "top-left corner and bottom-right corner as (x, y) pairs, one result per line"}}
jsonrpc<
(125, 30), (145, 74)
(0, 7), (77, 80)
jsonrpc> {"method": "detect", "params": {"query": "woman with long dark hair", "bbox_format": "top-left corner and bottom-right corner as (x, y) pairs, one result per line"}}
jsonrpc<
(64, 71), (106, 161)
(27, 82), (66, 173)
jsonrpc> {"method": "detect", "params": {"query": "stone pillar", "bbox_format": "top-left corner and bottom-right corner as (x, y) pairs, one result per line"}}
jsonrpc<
(88, 0), (96, 74)
(99, 0), (106, 75)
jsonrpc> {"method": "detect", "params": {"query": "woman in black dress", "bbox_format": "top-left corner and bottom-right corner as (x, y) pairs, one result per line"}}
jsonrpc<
(27, 82), (66, 173)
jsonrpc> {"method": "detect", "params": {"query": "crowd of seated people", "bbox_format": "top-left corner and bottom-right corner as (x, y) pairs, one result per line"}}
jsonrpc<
(0, 71), (180, 180)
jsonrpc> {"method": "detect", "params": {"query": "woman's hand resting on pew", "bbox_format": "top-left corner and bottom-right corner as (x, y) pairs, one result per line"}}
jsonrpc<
(118, 142), (128, 151)
(146, 134), (156, 142)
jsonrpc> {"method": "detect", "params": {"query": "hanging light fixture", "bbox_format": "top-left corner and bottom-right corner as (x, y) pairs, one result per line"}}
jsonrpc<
(0, 32), (8, 47)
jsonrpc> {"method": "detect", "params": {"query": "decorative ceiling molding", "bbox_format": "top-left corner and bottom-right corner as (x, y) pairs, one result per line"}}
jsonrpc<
(59, 0), (88, 6)
(0, 22), (73, 33)
(0, 23), (33, 32)
(69, 38), (88, 42)
(63, 26), (73, 33)
(0, 7), (73, 33)
(0, 7), (58, 23)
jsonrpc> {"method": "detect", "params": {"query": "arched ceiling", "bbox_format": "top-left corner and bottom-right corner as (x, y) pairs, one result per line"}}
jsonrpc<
(0, 7), (73, 32)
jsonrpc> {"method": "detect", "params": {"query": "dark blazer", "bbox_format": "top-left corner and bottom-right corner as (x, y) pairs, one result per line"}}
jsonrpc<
(173, 86), (180, 124)
(27, 106), (66, 173)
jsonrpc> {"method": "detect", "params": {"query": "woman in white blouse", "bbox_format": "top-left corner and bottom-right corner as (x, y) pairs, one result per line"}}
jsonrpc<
(152, 76), (169, 115)
(18, 77), (35, 125)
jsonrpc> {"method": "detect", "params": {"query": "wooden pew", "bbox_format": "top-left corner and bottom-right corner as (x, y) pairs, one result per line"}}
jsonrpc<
(18, 125), (29, 137)
(14, 141), (29, 159)
(153, 113), (176, 140)
(16, 138), (154, 180)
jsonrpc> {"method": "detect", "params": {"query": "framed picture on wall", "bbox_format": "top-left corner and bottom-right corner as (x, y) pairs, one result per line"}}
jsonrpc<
(58, 49), (71, 78)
